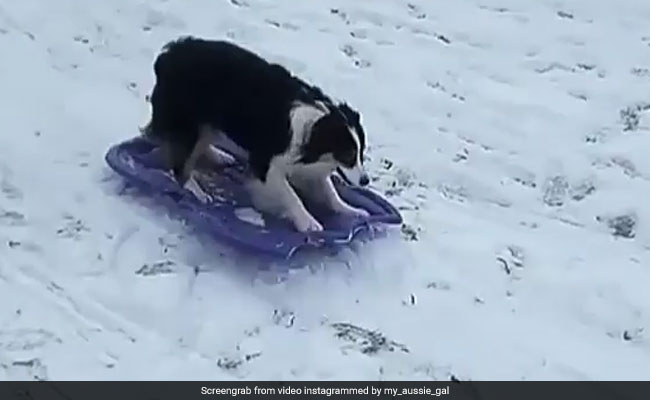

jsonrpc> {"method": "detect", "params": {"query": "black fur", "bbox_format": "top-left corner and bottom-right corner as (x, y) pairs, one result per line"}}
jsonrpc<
(143, 36), (366, 183)
(299, 112), (356, 167)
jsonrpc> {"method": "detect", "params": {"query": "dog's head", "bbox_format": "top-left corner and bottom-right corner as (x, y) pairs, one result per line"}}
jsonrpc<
(299, 102), (369, 186)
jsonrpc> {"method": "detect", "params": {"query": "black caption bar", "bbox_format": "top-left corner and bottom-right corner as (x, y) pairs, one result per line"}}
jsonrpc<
(0, 381), (647, 400)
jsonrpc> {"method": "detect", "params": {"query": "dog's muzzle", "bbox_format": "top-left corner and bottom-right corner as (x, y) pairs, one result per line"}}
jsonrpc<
(337, 166), (370, 187)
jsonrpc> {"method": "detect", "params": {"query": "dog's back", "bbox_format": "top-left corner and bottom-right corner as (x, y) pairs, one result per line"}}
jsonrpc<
(146, 38), (300, 149)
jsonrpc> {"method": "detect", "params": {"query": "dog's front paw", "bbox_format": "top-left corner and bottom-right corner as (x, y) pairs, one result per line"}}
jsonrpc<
(293, 212), (324, 233)
(347, 207), (370, 218)
(194, 190), (213, 204)
(190, 187), (213, 204)
(336, 203), (370, 218)
(184, 178), (212, 204)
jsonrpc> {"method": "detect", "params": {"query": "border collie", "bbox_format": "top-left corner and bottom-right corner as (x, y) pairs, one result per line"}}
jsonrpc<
(141, 37), (370, 232)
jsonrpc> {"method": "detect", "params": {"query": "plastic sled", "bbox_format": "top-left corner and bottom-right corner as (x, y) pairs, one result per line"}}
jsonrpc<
(105, 137), (402, 260)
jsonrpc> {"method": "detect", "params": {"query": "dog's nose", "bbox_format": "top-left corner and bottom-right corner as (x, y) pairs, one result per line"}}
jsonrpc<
(359, 174), (370, 186)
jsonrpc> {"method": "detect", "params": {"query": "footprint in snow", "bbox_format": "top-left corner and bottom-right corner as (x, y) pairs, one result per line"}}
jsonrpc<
(0, 210), (26, 226)
(596, 213), (637, 239)
(135, 260), (176, 276)
(542, 175), (569, 207)
(264, 19), (299, 31)
(0, 329), (62, 352)
(496, 245), (525, 278)
(229, 0), (249, 7)
(406, 3), (427, 20)
(340, 44), (371, 68)
(8, 358), (49, 380)
(330, 8), (351, 25)
(331, 322), (409, 355)
(56, 215), (90, 240)
(1, 179), (22, 200)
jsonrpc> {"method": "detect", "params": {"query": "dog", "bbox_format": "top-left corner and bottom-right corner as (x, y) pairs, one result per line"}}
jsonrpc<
(141, 37), (370, 232)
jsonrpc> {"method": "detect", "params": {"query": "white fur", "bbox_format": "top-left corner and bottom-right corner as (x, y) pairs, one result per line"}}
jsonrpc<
(212, 131), (250, 162)
(244, 102), (329, 232)
(247, 157), (324, 232)
(204, 144), (237, 166)
(184, 174), (212, 204)
(237, 102), (369, 232)
(290, 162), (369, 218)
(288, 101), (327, 154)
(181, 125), (215, 202)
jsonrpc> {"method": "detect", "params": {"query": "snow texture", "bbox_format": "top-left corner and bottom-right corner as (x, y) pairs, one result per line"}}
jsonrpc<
(1, 0), (650, 381)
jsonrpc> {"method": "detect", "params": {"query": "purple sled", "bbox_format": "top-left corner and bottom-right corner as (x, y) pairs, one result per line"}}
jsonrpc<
(104, 137), (402, 260)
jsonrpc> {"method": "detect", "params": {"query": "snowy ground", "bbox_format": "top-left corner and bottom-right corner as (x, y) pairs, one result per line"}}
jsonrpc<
(1, 0), (650, 381)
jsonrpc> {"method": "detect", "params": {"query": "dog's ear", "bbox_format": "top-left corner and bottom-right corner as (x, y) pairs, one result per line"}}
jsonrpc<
(299, 112), (347, 163)
(337, 102), (365, 161)
(338, 102), (361, 124)
(312, 111), (344, 136)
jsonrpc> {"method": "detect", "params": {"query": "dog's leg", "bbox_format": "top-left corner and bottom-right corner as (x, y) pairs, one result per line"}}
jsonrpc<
(175, 125), (215, 204)
(320, 177), (370, 217)
(248, 163), (323, 232)
(203, 144), (237, 167)
(295, 174), (369, 218)
(183, 174), (212, 204)
(276, 174), (324, 232)
(198, 129), (244, 167)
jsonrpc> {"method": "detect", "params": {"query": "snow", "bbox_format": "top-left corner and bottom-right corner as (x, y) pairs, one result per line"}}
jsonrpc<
(1, 0), (650, 381)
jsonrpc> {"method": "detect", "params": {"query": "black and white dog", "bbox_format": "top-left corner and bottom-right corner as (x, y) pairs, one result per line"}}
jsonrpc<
(141, 37), (370, 232)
